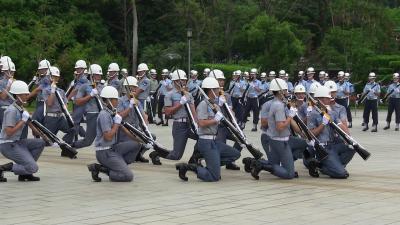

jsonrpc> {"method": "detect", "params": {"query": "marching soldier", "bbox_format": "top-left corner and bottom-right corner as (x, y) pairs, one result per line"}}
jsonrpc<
(336, 71), (352, 128)
(42, 66), (75, 150)
(106, 63), (122, 95)
(325, 80), (350, 130)
(175, 77), (240, 182)
(0, 81), (46, 182)
(283, 73), (294, 93)
(362, 72), (380, 132)
(148, 70), (198, 165)
(72, 64), (104, 148)
(203, 68), (211, 78)
(268, 70), (276, 82)
(259, 72), (270, 106)
(250, 78), (298, 180)
(243, 68), (261, 132)
(296, 71), (307, 87)
(228, 70), (245, 127)
(305, 67), (317, 93)
(87, 86), (142, 182)
(148, 69), (159, 123)
(135, 63), (150, 110)
(319, 71), (326, 85)
(0, 59), (15, 128)
(307, 86), (355, 178)
(187, 70), (202, 106)
(155, 69), (173, 126)
(383, 73), (400, 131)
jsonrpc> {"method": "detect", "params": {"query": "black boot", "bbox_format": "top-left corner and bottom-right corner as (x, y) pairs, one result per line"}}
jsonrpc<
(371, 125), (377, 132)
(251, 161), (273, 180)
(307, 158), (320, 178)
(0, 162), (13, 182)
(226, 162), (240, 171)
(149, 151), (162, 165)
(348, 122), (352, 128)
(383, 123), (390, 130)
(136, 151), (149, 163)
(188, 151), (202, 165)
(175, 163), (197, 181)
(18, 174), (40, 181)
(242, 157), (255, 173)
(362, 124), (369, 131)
(87, 163), (102, 182)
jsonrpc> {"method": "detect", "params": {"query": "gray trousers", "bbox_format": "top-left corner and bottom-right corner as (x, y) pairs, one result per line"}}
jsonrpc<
(32, 101), (45, 124)
(260, 138), (296, 179)
(216, 125), (243, 152)
(95, 141), (141, 182)
(0, 107), (6, 128)
(166, 121), (198, 160)
(0, 139), (45, 175)
(63, 105), (86, 144)
(320, 143), (355, 178)
(196, 139), (240, 182)
(74, 113), (98, 148)
(44, 115), (74, 137)
(289, 136), (307, 161)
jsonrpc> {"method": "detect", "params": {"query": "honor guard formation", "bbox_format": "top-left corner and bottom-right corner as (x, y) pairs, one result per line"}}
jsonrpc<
(6, 55), (400, 183)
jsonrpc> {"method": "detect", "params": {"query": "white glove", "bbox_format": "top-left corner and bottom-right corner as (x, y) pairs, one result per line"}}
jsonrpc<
(22, 111), (30, 122)
(218, 96), (226, 106)
(144, 143), (152, 149)
(129, 98), (136, 108)
(179, 96), (188, 105)
(146, 96), (151, 102)
(7, 79), (13, 88)
(288, 107), (297, 118)
(307, 140), (315, 147)
(307, 106), (313, 113)
(32, 76), (37, 81)
(395, 88), (400, 93)
(322, 114), (330, 125)
(70, 80), (75, 87)
(51, 84), (56, 93)
(90, 88), (98, 97)
(214, 111), (224, 122)
(113, 114), (122, 124)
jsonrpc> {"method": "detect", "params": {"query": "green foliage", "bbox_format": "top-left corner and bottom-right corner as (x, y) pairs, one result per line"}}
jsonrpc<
(389, 61), (400, 70)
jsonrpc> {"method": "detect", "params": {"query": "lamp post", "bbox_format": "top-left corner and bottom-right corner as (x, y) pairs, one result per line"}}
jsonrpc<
(187, 28), (192, 74)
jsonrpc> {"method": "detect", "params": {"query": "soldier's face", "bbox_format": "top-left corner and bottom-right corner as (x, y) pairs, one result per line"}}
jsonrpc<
(110, 98), (118, 107)
(93, 74), (102, 82)
(17, 93), (29, 104)
(51, 75), (60, 83)
(330, 91), (337, 98)
(307, 74), (314, 80)
(5, 70), (14, 78)
(38, 68), (48, 76)
(319, 97), (331, 105)
(394, 78), (399, 83)
(295, 93), (305, 101)
(75, 68), (85, 74)
(218, 79), (225, 87)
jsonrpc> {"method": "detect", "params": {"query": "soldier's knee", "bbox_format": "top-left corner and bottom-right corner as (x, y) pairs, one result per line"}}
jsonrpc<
(25, 163), (38, 174)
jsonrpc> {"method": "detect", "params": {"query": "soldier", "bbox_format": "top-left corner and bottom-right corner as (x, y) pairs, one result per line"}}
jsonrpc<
(0, 56), (13, 79)
(283, 73), (294, 93)
(0, 81), (46, 182)
(336, 71), (352, 128)
(383, 73), (400, 131)
(243, 68), (262, 132)
(227, 70), (245, 126)
(175, 77), (240, 182)
(305, 67), (317, 93)
(325, 80), (350, 130)
(42, 66), (75, 153)
(187, 70), (202, 106)
(106, 63), (122, 95)
(148, 69), (159, 123)
(148, 70), (198, 165)
(203, 68), (211, 78)
(135, 63), (150, 110)
(250, 78), (298, 180)
(155, 69), (173, 126)
(259, 72), (270, 106)
(268, 70), (276, 82)
(361, 72), (380, 132)
(307, 86), (355, 178)
(63, 60), (89, 145)
(72, 64), (104, 148)
(296, 71), (307, 87)
(87, 86), (142, 182)
(319, 71), (326, 85)
(0, 59), (15, 128)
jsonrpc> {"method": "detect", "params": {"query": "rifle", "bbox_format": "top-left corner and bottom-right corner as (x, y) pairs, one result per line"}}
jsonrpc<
(87, 63), (104, 111)
(307, 92), (371, 161)
(356, 83), (378, 105)
(6, 91), (77, 159)
(239, 82), (250, 105)
(381, 83), (400, 102)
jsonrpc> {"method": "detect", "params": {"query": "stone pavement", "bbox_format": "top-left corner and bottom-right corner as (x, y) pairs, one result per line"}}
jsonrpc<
(1, 110), (400, 225)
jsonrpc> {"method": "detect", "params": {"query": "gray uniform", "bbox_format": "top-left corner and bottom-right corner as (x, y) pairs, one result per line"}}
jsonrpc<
(307, 109), (355, 178)
(161, 88), (198, 160)
(0, 105), (45, 175)
(73, 83), (104, 148)
(94, 109), (141, 182)
(32, 75), (51, 124)
(195, 100), (240, 182)
(116, 95), (145, 142)
(108, 78), (122, 96)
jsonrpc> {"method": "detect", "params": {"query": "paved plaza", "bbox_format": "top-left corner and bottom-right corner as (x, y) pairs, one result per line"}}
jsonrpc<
(1, 110), (400, 225)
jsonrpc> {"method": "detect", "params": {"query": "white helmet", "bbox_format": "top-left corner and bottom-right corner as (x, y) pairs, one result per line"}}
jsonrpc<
(294, 85), (306, 93)
(108, 63), (120, 72)
(100, 79), (106, 85)
(309, 82), (322, 94)
(319, 71), (325, 77)
(338, 71), (345, 77)
(244, 71), (249, 77)
(344, 72), (350, 78)
(306, 67), (315, 74)
(260, 72), (267, 78)
(9, 80), (29, 94)
(279, 70), (286, 77)
(237, 70), (242, 75)
(49, 66), (60, 77)
(74, 60), (87, 69)
(324, 80), (337, 92)
(2, 60), (16, 72)
(314, 86), (332, 98)
(201, 77), (219, 89)
(285, 73), (289, 78)
(209, 69), (225, 79)
(100, 86), (119, 99)
(38, 59), (51, 70)
(232, 70), (239, 76)
(137, 63), (149, 72)
(162, 69), (169, 75)
(250, 68), (257, 74)
(89, 64), (103, 75)
(0, 56), (12, 67)
(393, 73), (399, 79)
(269, 78), (288, 91)
(171, 69), (187, 81)
(203, 68), (211, 75)
(368, 72), (376, 78)
(298, 71), (304, 76)
(121, 68), (128, 74)
(123, 76), (138, 86)
(325, 73), (329, 79)
(190, 70), (198, 76)
(150, 69), (157, 75)
(269, 71), (276, 77)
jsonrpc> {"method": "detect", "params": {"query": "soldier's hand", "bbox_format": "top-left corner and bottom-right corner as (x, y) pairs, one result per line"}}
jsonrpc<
(214, 111), (224, 122)
(129, 98), (136, 108)
(179, 96), (188, 105)
(322, 114), (330, 125)
(22, 111), (30, 122)
(90, 88), (98, 97)
(113, 114), (122, 124)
